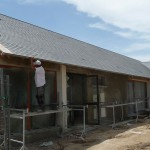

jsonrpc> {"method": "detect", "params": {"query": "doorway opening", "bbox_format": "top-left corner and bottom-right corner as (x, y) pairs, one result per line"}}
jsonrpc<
(67, 73), (100, 126)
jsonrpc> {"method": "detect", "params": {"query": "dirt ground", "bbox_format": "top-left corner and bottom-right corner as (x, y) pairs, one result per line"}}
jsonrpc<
(10, 119), (150, 150)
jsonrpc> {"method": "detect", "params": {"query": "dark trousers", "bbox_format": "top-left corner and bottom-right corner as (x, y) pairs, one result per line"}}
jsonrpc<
(36, 86), (45, 109)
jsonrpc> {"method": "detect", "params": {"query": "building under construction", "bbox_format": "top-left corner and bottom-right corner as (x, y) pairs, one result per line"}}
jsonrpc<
(0, 14), (150, 149)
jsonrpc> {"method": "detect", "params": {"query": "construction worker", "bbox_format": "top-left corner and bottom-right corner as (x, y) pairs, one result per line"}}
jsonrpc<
(31, 59), (46, 112)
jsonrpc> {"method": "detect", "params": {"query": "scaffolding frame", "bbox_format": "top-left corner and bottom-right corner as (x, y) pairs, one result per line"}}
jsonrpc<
(101, 98), (150, 128)
(4, 104), (88, 150)
(67, 105), (88, 135)
(7, 105), (88, 150)
(7, 107), (72, 150)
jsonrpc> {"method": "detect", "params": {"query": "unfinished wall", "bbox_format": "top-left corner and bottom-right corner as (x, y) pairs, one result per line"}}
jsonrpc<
(104, 73), (127, 103)
(4, 68), (28, 108)
(67, 65), (129, 125)
(103, 73), (127, 122)
(2, 56), (149, 130)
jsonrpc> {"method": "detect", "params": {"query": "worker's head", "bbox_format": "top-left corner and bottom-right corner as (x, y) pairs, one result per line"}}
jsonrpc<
(34, 60), (41, 67)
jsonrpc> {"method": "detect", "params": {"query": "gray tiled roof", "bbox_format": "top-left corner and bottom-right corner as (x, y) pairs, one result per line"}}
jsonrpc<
(0, 14), (150, 78)
(143, 62), (150, 69)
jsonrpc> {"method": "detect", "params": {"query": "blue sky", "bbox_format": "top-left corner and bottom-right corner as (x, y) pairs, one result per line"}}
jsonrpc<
(0, 0), (150, 62)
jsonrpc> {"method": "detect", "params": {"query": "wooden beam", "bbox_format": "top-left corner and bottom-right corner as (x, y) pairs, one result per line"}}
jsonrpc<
(128, 77), (150, 83)
(0, 54), (60, 71)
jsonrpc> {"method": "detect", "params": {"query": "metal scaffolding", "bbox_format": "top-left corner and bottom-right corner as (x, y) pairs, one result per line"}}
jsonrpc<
(5, 104), (88, 150)
(100, 98), (150, 128)
(67, 105), (88, 135)
(7, 107), (71, 150)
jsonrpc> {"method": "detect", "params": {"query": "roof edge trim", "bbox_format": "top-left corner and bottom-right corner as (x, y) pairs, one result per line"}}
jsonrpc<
(0, 44), (12, 54)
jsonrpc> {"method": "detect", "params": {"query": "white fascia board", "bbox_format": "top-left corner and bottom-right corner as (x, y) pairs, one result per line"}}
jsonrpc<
(0, 44), (12, 54)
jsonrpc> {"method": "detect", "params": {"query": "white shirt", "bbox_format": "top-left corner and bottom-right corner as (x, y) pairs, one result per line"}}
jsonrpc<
(35, 66), (46, 87)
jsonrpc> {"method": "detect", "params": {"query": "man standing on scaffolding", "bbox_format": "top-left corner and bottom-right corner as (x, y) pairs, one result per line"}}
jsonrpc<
(31, 59), (46, 112)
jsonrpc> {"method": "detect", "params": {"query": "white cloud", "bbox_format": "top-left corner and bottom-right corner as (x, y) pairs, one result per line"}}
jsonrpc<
(18, 0), (150, 38)
(140, 34), (150, 41)
(115, 31), (136, 39)
(63, 0), (150, 38)
(89, 22), (111, 31)
(89, 23), (141, 40)
(130, 54), (150, 62)
(124, 43), (150, 53)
